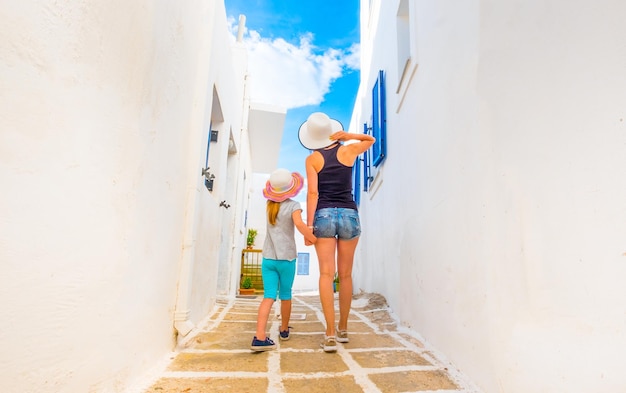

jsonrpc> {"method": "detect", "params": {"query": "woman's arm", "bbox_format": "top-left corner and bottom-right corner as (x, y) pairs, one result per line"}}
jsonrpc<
(305, 152), (321, 226)
(304, 152), (322, 246)
(331, 131), (376, 165)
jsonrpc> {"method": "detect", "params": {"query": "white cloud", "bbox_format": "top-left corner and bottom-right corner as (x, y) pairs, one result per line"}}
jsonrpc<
(228, 18), (360, 109)
(343, 43), (361, 70)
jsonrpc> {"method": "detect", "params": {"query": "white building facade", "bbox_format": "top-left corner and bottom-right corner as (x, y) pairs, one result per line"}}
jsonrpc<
(3, 0), (626, 392)
(352, 1), (626, 392)
(0, 1), (283, 391)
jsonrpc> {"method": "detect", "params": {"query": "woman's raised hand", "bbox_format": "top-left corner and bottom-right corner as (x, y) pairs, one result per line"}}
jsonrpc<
(329, 131), (349, 141)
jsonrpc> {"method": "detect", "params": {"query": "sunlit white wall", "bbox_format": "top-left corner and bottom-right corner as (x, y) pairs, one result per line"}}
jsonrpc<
(354, 1), (626, 392)
(0, 1), (249, 391)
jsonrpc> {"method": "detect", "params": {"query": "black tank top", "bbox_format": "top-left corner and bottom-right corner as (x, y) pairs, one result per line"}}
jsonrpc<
(316, 144), (357, 211)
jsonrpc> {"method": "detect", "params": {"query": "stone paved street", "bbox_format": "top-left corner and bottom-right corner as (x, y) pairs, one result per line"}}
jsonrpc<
(140, 292), (482, 393)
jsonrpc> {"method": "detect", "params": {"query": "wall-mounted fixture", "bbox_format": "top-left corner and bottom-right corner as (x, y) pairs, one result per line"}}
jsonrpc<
(201, 167), (215, 191)
(219, 200), (231, 209)
(210, 130), (218, 142)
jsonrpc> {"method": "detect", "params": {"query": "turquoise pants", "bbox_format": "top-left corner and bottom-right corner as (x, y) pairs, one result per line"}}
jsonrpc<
(262, 257), (296, 300)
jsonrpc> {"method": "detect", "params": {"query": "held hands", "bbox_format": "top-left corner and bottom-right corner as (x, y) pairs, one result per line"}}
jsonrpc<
(304, 227), (317, 246)
(304, 233), (317, 245)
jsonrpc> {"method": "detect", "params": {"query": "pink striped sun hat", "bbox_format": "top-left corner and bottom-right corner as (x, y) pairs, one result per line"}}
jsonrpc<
(263, 169), (304, 202)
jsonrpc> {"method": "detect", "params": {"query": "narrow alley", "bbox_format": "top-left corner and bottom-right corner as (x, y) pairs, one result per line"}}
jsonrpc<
(136, 292), (481, 393)
(5, 1), (626, 391)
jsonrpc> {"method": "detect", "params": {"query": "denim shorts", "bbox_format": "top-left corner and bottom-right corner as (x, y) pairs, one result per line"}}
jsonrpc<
(313, 208), (361, 240)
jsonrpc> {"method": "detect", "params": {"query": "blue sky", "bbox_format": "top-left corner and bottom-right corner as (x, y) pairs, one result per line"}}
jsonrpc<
(224, 0), (361, 177)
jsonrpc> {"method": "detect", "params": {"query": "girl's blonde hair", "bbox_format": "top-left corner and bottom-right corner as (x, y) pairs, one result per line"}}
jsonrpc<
(266, 200), (280, 226)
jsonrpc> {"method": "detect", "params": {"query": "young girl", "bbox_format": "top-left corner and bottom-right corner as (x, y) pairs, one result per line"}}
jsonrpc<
(250, 168), (317, 351)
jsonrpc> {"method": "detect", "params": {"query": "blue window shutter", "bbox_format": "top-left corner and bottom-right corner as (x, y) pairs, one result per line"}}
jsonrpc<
(372, 70), (387, 167)
(205, 122), (212, 167)
(363, 123), (371, 192)
(353, 154), (361, 206)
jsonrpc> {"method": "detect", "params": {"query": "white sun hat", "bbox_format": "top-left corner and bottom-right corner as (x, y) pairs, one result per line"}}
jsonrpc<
(297, 112), (343, 150)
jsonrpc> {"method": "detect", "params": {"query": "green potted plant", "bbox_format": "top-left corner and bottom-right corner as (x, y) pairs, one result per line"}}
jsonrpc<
(240, 276), (255, 295)
(246, 228), (258, 249)
(333, 272), (340, 293)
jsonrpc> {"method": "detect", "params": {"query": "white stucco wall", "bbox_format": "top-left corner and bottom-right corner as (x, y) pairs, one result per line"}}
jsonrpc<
(0, 1), (250, 391)
(180, 2), (251, 331)
(354, 1), (626, 392)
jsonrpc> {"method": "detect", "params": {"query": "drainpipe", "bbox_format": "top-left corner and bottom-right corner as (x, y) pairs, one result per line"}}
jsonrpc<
(173, 185), (199, 337)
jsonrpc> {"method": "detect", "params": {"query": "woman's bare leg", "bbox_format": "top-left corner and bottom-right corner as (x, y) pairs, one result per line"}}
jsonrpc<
(337, 237), (359, 331)
(315, 237), (338, 336)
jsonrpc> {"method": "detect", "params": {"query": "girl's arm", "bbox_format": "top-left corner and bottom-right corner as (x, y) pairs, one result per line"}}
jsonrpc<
(292, 209), (316, 244)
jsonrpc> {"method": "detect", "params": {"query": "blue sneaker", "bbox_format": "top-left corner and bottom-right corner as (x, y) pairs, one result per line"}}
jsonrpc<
(279, 326), (292, 341)
(250, 336), (276, 351)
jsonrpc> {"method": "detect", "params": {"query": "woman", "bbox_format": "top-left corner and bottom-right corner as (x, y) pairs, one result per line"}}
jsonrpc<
(299, 112), (375, 352)
(250, 168), (317, 351)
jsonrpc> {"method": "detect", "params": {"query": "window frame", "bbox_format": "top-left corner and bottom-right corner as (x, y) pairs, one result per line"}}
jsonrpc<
(296, 252), (310, 275)
(363, 123), (372, 192)
(204, 122), (216, 192)
(371, 70), (387, 167)
(353, 153), (362, 206)
(395, 0), (419, 111)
